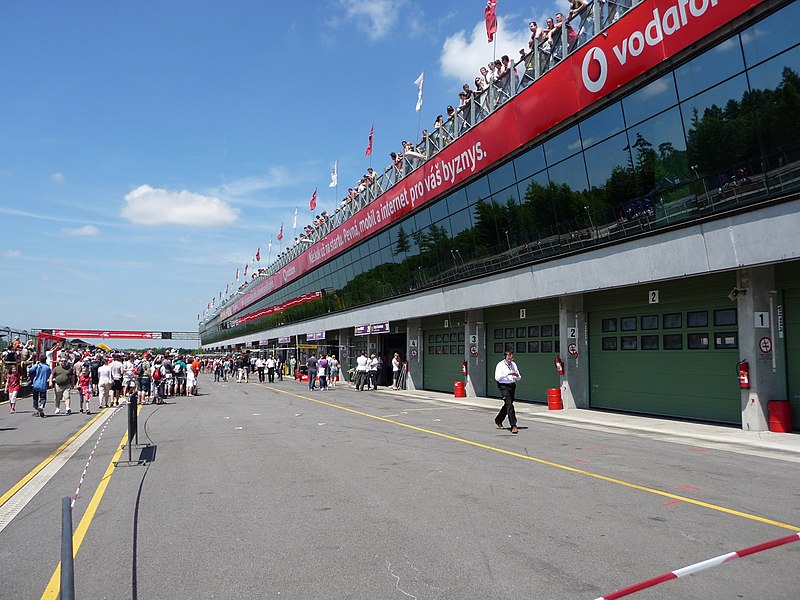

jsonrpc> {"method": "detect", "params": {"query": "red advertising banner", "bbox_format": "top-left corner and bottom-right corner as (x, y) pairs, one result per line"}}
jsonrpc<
(224, 0), (762, 319)
(232, 291), (322, 326)
(50, 329), (157, 339)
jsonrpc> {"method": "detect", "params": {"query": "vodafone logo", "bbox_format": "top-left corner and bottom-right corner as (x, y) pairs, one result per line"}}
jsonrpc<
(581, 47), (608, 94)
(579, 0), (720, 94)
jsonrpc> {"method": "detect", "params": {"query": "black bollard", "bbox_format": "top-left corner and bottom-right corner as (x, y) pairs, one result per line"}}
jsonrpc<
(60, 497), (75, 600)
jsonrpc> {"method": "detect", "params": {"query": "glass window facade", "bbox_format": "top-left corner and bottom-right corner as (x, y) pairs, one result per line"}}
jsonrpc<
(203, 2), (800, 343)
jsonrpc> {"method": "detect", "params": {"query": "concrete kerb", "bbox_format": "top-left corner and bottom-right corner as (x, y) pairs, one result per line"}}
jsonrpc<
(374, 388), (800, 460)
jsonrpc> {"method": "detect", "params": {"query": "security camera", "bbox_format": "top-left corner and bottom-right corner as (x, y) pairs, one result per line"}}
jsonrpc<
(728, 288), (744, 301)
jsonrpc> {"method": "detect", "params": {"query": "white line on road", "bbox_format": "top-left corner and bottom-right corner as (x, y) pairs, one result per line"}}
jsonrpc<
(0, 409), (117, 534)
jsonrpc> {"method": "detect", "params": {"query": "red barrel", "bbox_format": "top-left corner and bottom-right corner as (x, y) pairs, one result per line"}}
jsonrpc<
(454, 381), (466, 398)
(547, 387), (563, 410)
(768, 401), (792, 433)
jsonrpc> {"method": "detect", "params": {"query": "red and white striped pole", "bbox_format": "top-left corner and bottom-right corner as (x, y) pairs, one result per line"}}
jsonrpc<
(595, 532), (800, 600)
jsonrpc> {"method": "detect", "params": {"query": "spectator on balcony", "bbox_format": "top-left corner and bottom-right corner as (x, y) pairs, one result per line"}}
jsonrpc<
(479, 66), (490, 87)
(553, 12), (579, 57)
(568, 0), (593, 39)
(475, 75), (487, 94)
(486, 61), (497, 83)
(529, 21), (546, 51)
(541, 17), (556, 52)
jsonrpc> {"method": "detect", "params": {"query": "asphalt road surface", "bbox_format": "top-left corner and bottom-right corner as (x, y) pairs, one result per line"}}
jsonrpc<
(1, 379), (798, 599)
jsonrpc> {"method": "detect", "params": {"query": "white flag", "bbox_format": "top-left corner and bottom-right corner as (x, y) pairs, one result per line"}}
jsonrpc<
(329, 160), (338, 188)
(414, 71), (424, 112)
(293, 207), (298, 230)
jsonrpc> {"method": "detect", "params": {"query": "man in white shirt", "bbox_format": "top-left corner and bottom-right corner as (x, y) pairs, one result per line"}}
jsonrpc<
(494, 351), (522, 434)
(109, 355), (124, 406)
(97, 358), (114, 409)
(355, 351), (369, 391)
(255, 356), (265, 383)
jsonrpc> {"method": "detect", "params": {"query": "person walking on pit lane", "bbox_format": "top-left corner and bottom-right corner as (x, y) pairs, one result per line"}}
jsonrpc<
(256, 356), (265, 383)
(4, 365), (20, 414)
(28, 356), (52, 418)
(98, 358), (114, 409)
(494, 351), (522, 434)
(78, 365), (93, 414)
(50, 356), (74, 415)
(307, 353), (318, 390)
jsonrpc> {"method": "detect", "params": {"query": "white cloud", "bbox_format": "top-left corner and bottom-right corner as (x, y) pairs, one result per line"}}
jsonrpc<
(640, 78), (670, 99)
(212, 166), (290, 199)
(3, 249), (21, 258)
(121, 184), (239, 227)
(62, 225), (100, 237)
(440, 16), (531, 83)
(338, 0), (404, 40)
(50, 172), (66, 184)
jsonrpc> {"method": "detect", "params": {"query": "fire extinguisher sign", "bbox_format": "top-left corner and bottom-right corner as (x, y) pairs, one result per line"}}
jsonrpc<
(759, 336), (772, 354)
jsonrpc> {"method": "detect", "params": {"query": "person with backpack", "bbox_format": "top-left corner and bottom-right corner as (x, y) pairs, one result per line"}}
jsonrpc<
(174, 355), (187, 396)
(138, 354), (152, 404)
(151, 358), (165, 404)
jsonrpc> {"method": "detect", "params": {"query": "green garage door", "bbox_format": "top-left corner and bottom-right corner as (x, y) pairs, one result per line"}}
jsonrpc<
(783, 288), (800, 430)
(588, 278), (741, 424)
(485, 301), (560, 402)
(423, 327), (466, 393)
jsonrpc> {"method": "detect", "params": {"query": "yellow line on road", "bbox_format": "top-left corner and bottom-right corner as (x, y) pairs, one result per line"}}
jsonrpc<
(0, 412), (105, 508)
(259, 384), (800, 533)
(40, 428), (129, 599)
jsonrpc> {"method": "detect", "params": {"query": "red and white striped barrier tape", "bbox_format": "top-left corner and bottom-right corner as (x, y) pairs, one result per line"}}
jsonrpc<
(594, 532), (800, 600)
(71, 405), (122, 509)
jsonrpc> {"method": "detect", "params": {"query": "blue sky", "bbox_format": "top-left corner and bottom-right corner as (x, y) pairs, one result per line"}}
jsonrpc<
(0, 0), (559, 347)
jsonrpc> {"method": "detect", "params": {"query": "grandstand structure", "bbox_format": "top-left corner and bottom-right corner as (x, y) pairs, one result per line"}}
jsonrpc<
(201, 0), (800, 431)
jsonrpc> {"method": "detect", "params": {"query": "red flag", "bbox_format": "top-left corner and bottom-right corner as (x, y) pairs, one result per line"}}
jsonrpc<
(255, 247), (260, 262)
(365, 124), (374, 157)
(225, 284), (229, 295)
(484, 0), (498, 43)
(236, 268), (240, 281)
(310, 188), (317, 211)
(244, 263), (248, 277)
(277, 223), (284, 241)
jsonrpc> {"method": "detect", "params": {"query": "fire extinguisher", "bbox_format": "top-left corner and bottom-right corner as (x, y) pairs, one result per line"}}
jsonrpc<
(555, 356), (565, 376)
(461, 360), (468, 376)
(737, 360), (750, 389)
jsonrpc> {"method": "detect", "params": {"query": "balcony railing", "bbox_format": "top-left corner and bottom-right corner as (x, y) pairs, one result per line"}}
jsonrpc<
(206, 0), (644, 322)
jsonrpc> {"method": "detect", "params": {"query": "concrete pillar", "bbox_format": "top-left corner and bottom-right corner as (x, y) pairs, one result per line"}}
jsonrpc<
(465, 309), (486, 397)
(738, 266), (785, 431)
(338, 328), (351, 382)
(560, 294), (589, 409)
(406, 318), (423, 391)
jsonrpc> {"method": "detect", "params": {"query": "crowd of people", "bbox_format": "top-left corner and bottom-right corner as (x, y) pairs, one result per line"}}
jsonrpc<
(3, 343), (201, 417)
(2, 337), (417, 417)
